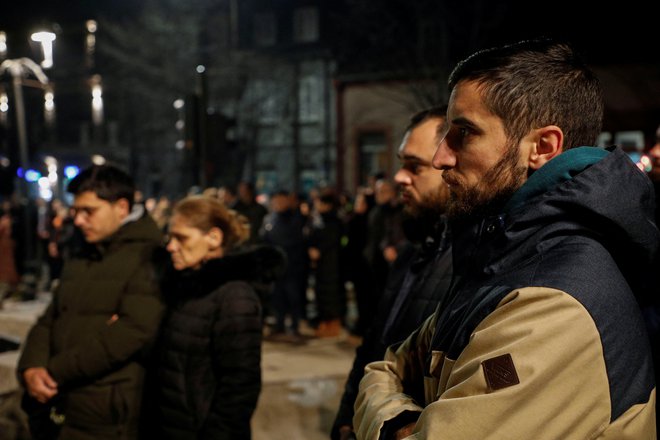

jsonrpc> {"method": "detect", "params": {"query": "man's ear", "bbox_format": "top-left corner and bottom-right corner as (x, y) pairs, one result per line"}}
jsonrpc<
(528, 125), (563, 170)
(115, 198), (131, 218)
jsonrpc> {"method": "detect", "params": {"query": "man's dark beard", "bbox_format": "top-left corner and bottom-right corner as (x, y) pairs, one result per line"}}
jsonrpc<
(445, 143), (527, 221)
(401, 186), (448, 243)
(403, 185), (447, 219)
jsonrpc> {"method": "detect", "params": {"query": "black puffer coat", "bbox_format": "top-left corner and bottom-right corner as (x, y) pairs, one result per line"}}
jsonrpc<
(152, 245), (286, 439)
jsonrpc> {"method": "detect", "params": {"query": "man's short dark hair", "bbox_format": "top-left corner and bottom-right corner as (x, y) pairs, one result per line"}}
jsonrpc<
(406, 105), (448, 133)
(67, 164), (136, 208)
(448, 38), (603, 150)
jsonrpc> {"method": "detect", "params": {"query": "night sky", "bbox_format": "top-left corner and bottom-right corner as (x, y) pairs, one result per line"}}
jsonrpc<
(1, 0), (658, 65)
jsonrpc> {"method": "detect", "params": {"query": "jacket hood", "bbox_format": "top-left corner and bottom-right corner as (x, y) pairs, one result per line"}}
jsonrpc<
(452, 146), (659, 292)
(114, 210), (163, 245)
(163, 244), (287, 300)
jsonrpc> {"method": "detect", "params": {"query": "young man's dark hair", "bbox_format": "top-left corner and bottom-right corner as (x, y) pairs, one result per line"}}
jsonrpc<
(405, 104), (448, 133)
(448, 39), (603, 150)
(67, 164), (135, 208)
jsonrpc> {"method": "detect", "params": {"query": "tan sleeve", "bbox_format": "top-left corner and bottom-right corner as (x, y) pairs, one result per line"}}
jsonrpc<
(408, 287), (623, 439)
(353, 310), (438, 440)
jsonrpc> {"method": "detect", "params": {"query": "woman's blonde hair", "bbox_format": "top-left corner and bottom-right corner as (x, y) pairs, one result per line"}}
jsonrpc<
(172, 195), (250, 250)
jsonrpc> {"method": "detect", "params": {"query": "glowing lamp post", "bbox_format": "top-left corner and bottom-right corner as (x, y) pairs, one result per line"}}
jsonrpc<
(30, 31), (56, 69)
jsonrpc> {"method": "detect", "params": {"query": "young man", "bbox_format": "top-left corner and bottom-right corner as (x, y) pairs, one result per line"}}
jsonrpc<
(354, 39), (657, 439)
(18, 164), (165, 439)
(332, 107), (452, 440)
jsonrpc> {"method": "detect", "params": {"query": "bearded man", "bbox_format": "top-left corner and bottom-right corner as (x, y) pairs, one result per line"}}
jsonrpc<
(332, 106), (453, 440)
(354, 39), (656, 440)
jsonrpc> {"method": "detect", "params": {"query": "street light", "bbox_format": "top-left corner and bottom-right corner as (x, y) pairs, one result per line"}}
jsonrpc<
(0, 32), (7, 59)
(90, 74), (103, 126)
(30, 31), (56, 69)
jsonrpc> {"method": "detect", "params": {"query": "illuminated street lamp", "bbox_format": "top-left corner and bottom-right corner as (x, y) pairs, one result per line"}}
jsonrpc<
(30, 31), (56, 69)
(90, 74), (103, 126)
(0, 32), (6, 60)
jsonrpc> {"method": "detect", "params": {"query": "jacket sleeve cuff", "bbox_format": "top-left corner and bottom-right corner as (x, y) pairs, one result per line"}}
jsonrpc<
(379, 410), (420, 439)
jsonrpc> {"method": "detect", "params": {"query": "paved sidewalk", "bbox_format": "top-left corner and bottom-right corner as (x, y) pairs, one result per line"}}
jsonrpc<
(0, 298), (359, 439)
(254, 334), (357, 439)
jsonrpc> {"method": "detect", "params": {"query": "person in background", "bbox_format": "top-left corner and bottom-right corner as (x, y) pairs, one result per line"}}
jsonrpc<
(361, 178), (406, 328)
(261, 190), (308, 343)
(341, 188), (375, 337)
(152, 195), (285, 439)
(150, 196), (172, 233)
(233, 181), (268, 245)
(308, 191), (345, 338)
(332, 106), (452, 440)
(217, 184), (239, 209)
(0, 200), (20, 298)
(17, 164), (165, 439)
(354, 39), (657, 439)
(45, 200), (75, 290)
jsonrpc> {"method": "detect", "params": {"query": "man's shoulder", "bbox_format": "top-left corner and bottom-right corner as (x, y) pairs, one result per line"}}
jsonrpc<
(116, 214), (163, 246)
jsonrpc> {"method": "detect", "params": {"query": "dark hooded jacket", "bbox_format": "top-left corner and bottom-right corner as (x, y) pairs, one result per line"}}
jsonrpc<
(355, 147), (658, 439)
(151, 244), (286, 440)
(17, 213), (165, 440)
(331, 216), (452, 439)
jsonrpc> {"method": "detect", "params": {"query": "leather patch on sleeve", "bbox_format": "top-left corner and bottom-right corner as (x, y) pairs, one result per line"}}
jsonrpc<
(482, 353), (520, 392)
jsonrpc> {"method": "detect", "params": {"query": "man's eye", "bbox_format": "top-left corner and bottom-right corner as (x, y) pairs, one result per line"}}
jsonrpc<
(445, 127), (471, 148)
(402, 163), (421, 174)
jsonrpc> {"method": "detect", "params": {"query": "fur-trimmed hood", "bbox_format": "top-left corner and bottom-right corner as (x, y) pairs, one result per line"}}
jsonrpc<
(162, 244), (287, 302)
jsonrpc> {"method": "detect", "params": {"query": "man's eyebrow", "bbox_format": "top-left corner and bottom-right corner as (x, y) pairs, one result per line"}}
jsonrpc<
(450, 116), (479, 131)
(398, 153), (429, 165)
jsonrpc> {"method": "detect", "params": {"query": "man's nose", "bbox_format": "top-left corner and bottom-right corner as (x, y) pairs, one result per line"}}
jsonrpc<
(394, 168), (411, 185)
(73, 213), (85, 227)
(432, 140), (456, 170)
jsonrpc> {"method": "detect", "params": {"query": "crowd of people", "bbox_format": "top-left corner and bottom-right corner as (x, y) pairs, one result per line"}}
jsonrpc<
(2, 38), (660, 439)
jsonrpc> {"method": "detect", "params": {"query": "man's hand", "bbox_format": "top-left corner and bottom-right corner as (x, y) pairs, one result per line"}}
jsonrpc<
(394, 422), (416, 440)
(308, 247), (321, 261)
(339, 425), (356, 440)
(23, 367), (58, 403)
(383, 246), (398, 263)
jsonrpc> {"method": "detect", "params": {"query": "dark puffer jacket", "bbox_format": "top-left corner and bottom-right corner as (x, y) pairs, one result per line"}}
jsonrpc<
(17, 213), (165, 439)
(152, 245), (286, 440)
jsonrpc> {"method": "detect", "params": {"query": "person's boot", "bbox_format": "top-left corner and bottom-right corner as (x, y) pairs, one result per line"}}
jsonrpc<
(315, 320), (329, 337)
(327, 319), (342, 337)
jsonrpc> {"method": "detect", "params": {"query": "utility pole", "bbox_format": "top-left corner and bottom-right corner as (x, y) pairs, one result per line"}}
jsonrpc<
(195, 65), (208, 189)
(0, 58), (49, 176)
(0, 58), (49, 270)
